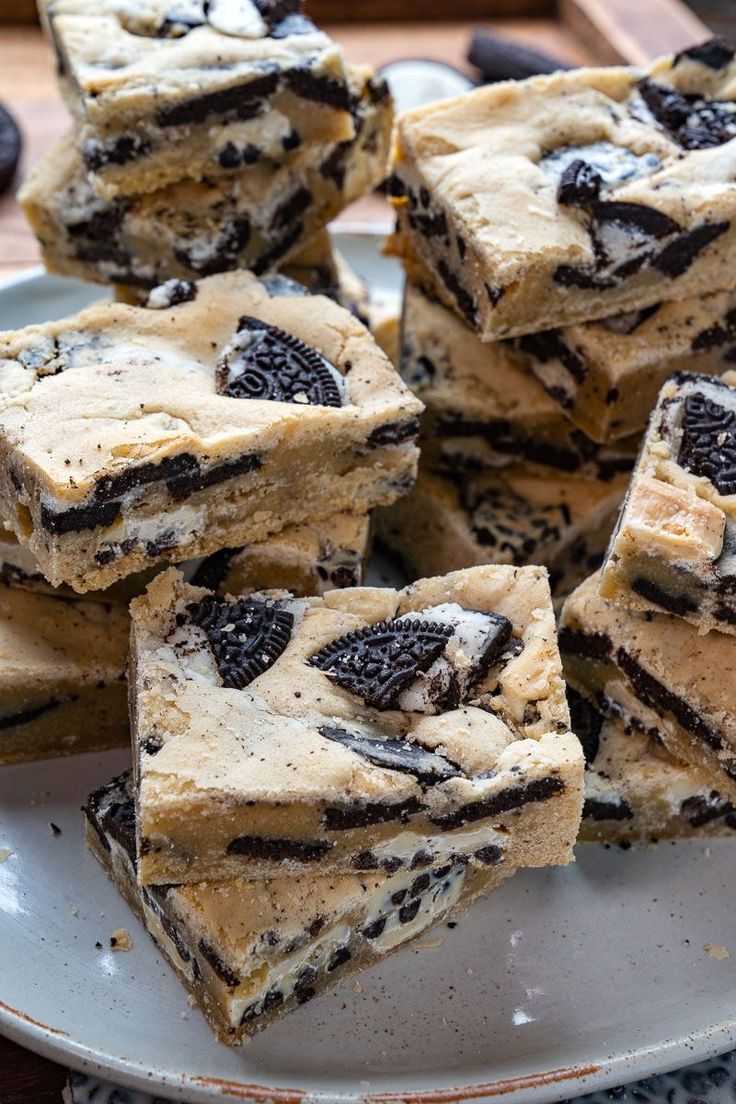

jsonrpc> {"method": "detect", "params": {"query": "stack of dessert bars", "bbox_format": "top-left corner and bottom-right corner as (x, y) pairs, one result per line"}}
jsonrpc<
(379, 37), (736, 608)
(20, 0), (392, 308)
(378, 39), (736, 844)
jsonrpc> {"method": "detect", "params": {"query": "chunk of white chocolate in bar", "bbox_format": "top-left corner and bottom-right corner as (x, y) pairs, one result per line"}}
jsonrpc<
(388, 41), (736, 340)
(40, 0), (356, 197)
(0, 512), (369, 602)
(0, 270), (420, 594)
(600, 372), (736, 634)
(20, 67), (392, 290)
(0, 583), (128, 765)
(130, 565), (582, 885)
(561, 570), (736, 801)
(571, 691), (736, 844)
(401, 284), (639, 478)
(514, 289), (736, 445)
(85, 773), (528, 1042)
(376, 467), (627, 603)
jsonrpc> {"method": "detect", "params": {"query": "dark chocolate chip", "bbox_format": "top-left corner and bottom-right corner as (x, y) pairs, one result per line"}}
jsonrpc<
(216, 316), (344, 407)
(678, 390), (736, 494)
(319, 726), (463, 786)
(226, 835), (330, 861)
(309, 616), (453, 710)
(557, 159), (602, 207)
(186, 594), (294, 689)
(582, 797), (634, 822)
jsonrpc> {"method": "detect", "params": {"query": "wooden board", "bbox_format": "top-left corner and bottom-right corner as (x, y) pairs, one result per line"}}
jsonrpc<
(559, 0), (710, 65)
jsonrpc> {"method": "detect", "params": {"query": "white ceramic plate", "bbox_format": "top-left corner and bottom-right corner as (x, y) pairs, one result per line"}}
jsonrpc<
(1, 234), (736, 1104)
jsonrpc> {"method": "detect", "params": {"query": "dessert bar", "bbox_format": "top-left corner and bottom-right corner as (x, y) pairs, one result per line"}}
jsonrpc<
(571, 690), (736, 842)
(402, 284), (639, 478)
(375, 467), (627, 601)
(600, 371), (736, 634)
(0, 270), (420, 593)
(20, 68), (391, 290)
(0, 583), (128, 764)
(515, 288), (736, 445)
(388, 41), (736, 339)
(131, 566), (583, 884)
(561, 571), (736, 801)
(88, 771), (563, 1041)
(41, 0), (355, 197)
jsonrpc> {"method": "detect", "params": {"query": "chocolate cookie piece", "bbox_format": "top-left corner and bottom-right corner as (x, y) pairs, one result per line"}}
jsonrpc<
(678, 391), (736, 494)
(185, 594), (294, 689)
(319, 726), (463, 786)
(216, 316), (347, 407)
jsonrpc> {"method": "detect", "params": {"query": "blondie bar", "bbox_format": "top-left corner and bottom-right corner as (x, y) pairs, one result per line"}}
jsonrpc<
(388, 41), (736, 339)
(561, 571), (736, 800)
(402, 284), (638, 479)
(0, 270), (420, 593)
(516, 288), (736, 444)
(41, 0), (355, 197)
(86, 773), (540, 1041)
(572, 691), (736, 843)
(600, 371), (736, 633)
(375, 468), (627, 601)
(0, 584), (128, 764)
(20, 68), (391, 289)
(131, 566), (582, 884)
(192, 512), (370, 596)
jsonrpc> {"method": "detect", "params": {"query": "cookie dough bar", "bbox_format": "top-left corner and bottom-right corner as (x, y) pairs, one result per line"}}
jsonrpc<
(388, 41), (736, 340)
(0, 584), (128, 764)
(571, 691), (736, 844)
(402, 284), (639, 479)
(40, 0), (356, 197)
(20, 68), (391, 290)
(86, 774), (531, 1042)
(561, 571), (736, 801)
(600, 372), (736, 634)
(516, 288), (736, 445)
(192, 512), (370, 596)
(0, 270), (420, 593)
(376, 468), (627, 602)
(131, 565), (583, 884)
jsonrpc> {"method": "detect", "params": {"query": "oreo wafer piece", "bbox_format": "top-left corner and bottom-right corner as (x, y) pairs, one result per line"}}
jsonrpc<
(310, 617), (454, 711)
(216, 317), (346, 407)
(319, 725), (463, 786)
(678, 391), (736, 495)
(0, 105), (21, 195)
(185, 594), (294, 689)
(468, 30), (570, 83)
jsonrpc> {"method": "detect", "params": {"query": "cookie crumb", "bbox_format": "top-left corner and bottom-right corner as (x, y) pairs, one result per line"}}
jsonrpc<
(110, 928), (133, 951)
(0, 848), (12, 863)
(49, 822), (62, 836)
(705, 942), (730, 960)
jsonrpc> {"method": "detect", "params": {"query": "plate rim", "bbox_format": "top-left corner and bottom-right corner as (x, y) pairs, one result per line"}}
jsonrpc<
(0, 258), (735, 1104)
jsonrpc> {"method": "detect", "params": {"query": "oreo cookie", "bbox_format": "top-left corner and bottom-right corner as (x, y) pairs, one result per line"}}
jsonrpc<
(638, 78), (736, 151)
(678, 390), (736, 495)
(309, 617), (454, 710)
(216, 317), (346, 407)
(557, 160), (602, 207)
(185, 594), (294, 689)
(566, 688), (603, 765)
(319, 725), (462, 786)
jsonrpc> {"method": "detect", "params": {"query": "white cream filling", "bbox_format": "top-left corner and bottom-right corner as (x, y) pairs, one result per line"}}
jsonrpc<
(205, 0), (267, 38)
(101, 502), (205, 549)
(367, 823), (505, 864)
(397, 603), (506, 713)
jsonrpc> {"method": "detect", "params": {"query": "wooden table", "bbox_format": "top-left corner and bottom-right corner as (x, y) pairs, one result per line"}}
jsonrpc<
(0, 5), (710, 1099)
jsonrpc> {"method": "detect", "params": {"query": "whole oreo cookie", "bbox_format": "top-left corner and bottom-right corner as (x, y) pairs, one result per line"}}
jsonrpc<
(216, 316), (347, 407)
(678, 391), (736, 495)
(0, 104), (21, 194)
